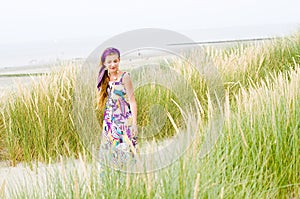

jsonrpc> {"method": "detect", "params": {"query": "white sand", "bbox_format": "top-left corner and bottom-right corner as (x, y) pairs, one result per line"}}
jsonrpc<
(0, 159), (95, 198)
(0, 131), (194, 197)
(0, 66), (53, 99)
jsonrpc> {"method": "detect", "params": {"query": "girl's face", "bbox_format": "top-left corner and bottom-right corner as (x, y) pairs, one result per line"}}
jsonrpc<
(104, 54), (120, 74)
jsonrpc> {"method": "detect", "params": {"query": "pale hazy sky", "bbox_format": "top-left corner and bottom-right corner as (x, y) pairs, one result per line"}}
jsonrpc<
(0, 0), (299, 68)
(1, 0), (299, 44)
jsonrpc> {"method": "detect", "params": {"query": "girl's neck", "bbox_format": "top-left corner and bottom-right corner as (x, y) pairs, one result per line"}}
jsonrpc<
(109, 70), (119, 76)
(109, 70), (120, 81)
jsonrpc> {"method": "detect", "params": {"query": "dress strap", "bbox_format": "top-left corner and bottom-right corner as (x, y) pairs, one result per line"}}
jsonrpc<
(119, 72), (128, 83)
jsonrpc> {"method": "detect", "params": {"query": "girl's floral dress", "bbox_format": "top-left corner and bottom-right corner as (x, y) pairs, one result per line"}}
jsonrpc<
(99, 72), (137, 169)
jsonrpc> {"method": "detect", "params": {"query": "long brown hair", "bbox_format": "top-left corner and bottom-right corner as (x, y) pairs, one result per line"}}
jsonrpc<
(97, 47), (120, 110)
(97, 69), (109, 110)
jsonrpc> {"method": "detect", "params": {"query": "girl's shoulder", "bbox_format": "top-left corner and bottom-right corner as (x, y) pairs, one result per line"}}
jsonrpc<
(121, 71), (130, 77)
(120, 71), (131, 82)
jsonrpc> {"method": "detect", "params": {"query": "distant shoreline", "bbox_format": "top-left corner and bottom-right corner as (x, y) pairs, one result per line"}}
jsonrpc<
(1, 23), (298, 69)
(0, 35), (297, 93)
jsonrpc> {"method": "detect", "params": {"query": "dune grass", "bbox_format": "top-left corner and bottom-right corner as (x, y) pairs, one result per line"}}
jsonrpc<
(0, 64), (85, 165)
(0, 32), (299, 198)
(7, 66), (300, 197)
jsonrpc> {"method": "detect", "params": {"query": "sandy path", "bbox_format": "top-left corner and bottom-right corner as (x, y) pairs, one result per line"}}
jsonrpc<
(0, 130), (194, 197)
(0, 158), (95, 198)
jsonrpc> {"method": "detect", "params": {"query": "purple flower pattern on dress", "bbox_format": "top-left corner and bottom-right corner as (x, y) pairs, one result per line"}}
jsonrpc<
(99, 72), (137, 168)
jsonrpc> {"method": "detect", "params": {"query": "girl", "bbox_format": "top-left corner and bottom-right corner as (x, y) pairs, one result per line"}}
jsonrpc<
(97, 47), (138, 169)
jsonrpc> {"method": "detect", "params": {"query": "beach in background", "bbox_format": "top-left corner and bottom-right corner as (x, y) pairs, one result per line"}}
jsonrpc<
(1, 23), (299, 95)
(1, 23), (298, 70)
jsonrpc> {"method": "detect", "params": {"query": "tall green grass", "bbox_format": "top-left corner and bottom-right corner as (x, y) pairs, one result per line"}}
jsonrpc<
(7, 68), (300, 196)
(219, 67), (300, 197)
(210, 34), (300, 98)
(0, 64), (84, 165)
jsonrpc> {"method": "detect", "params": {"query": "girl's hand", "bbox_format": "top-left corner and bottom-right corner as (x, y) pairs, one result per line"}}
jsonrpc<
(131, 124), (138, 148)
(131, 124), (138, 137)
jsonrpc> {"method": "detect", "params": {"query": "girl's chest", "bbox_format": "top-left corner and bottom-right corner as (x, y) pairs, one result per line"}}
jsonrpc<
(108, 83), (126, 98)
